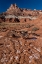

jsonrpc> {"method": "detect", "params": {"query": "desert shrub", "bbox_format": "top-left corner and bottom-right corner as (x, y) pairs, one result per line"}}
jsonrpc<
(20, 31), (28, 36)
(32, 27), (39, 31)
(32, 33), (40, 36)
(26, 24), (31, 28)
(31, 24), (34, 26)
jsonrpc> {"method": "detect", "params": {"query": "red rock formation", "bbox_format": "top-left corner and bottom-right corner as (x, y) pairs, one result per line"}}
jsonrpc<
(0, 4), (42, 64)
(0, 3), (42, 23)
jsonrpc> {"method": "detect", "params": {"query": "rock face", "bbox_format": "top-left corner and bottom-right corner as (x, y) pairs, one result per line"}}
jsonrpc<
(0, 4), (42, 64)
(5, 4), (39, 16)
(6, 4), (21, 15)
(0, 4), (42, 23)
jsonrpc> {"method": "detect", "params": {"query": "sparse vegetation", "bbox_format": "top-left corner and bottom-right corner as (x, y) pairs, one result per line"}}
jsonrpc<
(20, 31), (28, 36)
(26, 24), (34, 28)
(26, 24), (31, 28)
(32, 33), (40, 36)
(32, 27), (39, 31)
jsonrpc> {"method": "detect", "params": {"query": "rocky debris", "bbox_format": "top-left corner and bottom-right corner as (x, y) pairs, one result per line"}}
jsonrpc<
(20, 31), (28, 36)
(0, 36), (42, 64)
(0, 27), (8, 32)
(32, 33), (40, 36)
(20, 31), (29, 39)
(7, 30), (21, 38)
